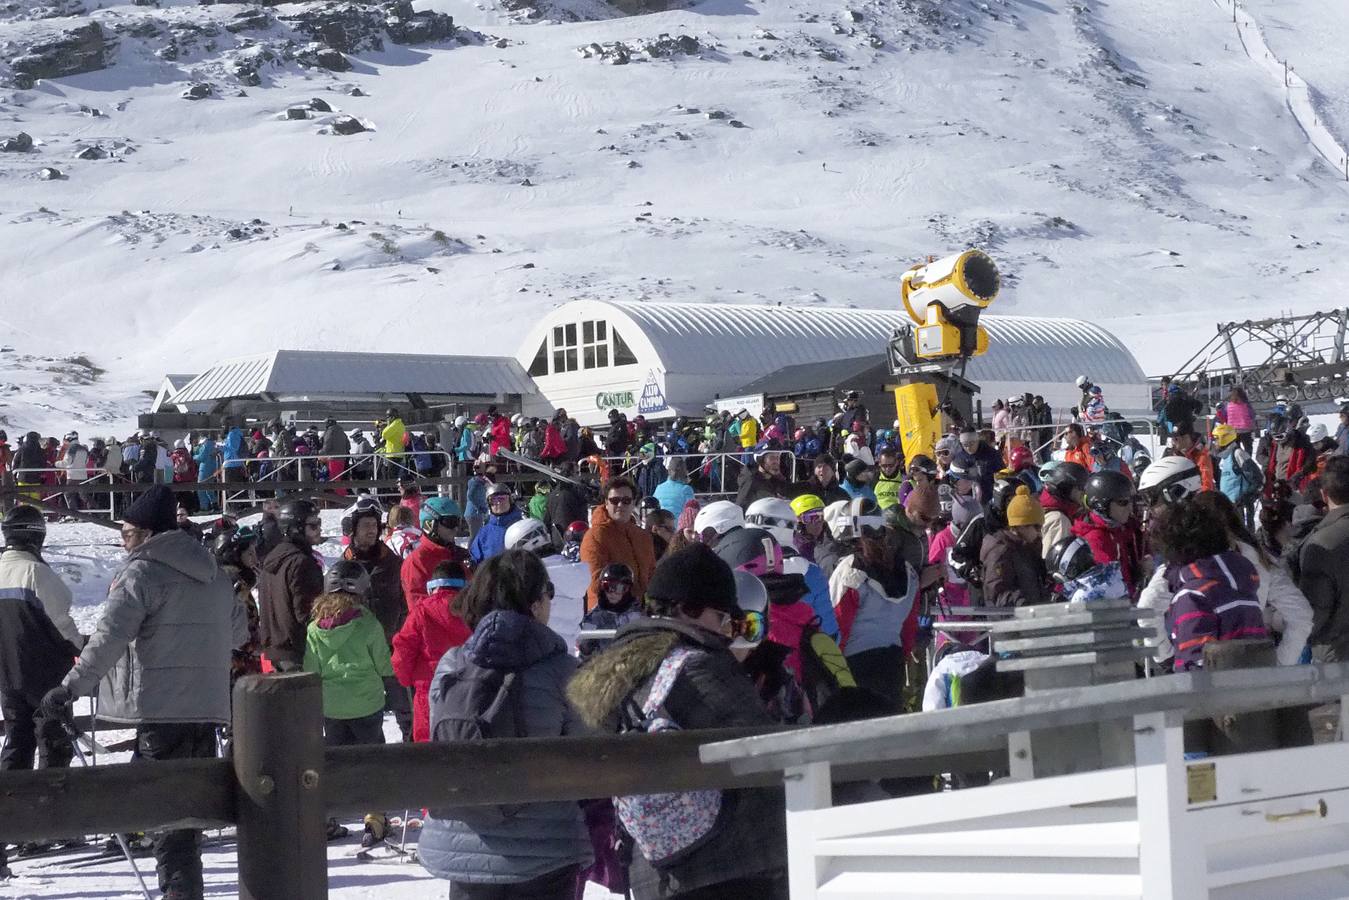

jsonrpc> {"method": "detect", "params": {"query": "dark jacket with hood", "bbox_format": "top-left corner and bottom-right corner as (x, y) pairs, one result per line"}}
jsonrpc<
(13, 432), (47, 479)
(979, 529), (1051, 608)
(419, 610), (590, 884)
(319, 424), (351, 458)
(63, 530), (245, 725)
(544, 482), (589, 539)
(567, 617), (786, 899)
(1298, 504), (1349, 654)
(258, 539), (325, 667)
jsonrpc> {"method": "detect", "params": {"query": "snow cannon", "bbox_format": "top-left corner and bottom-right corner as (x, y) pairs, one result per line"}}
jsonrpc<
(899, 249), (1000, 362)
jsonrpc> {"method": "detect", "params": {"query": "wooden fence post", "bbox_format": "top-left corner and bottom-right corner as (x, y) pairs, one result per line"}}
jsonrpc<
(233, 673), (328, 900)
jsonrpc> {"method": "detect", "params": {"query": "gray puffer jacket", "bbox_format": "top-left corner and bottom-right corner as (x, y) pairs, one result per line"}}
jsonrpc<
(419, 609), (591, 884)
(64, 529), (246, 726)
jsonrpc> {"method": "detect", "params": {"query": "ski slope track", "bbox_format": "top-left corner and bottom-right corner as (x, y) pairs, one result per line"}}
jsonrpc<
(1217, 0), (1349, 183)
(2, 0), (1349, 436)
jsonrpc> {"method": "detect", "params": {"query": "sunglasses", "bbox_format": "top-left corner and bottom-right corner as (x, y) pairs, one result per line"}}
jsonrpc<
(606, 496), (635, 506)
(435, 516), (461, 530)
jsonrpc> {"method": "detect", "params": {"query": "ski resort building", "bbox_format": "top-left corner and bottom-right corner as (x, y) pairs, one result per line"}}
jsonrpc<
(515, 300), (1151, 428)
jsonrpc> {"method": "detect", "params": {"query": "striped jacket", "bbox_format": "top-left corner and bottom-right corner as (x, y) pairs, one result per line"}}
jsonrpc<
(1165, 551), (1267, 670)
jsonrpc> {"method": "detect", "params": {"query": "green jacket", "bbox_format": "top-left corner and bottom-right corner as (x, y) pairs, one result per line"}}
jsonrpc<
(874, 472), (904, 510)
(303, 608), (393, 720)
(528, 492), (549, 521)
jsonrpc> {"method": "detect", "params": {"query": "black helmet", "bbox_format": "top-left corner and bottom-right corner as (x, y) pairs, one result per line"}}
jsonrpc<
(1048, 535), (1097, 584)
(2, 505), (46, 551)
(212, 525), (257, 568)
(1083, 470), (1134, 517)
(1041, 461), (1089, 501)
(278, 498), (320, 542)
(599, 563), (634, 589)
(343, 503), (383, 538)
(323, 560), (371, 598)
(385, 407), (398, 419)
(1130, 453), (1152, 477)
(639, 496), (661, 512)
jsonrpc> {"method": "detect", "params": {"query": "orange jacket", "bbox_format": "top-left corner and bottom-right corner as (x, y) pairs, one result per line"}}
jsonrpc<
(1185, 444), (1216, 492)
(1064, 444), (1091, 471)
(580, 504), (657, 612)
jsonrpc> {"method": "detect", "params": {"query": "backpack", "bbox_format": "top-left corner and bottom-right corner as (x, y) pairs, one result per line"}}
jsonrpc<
(429, 664), (528, 825)
(410, 434), (432, 473)
(1232, 450), (1264, 502)
(795, 619), (856, 712)
(949, 514), (988, 588)
(616, 646), (722, 867)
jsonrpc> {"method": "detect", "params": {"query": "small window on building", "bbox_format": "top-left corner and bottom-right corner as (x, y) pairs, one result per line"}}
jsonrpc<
(553, 322), (580, 373)
(582, 319), (610, 370)
(528, 339), (548, 377)
(613, 330), (638, 366)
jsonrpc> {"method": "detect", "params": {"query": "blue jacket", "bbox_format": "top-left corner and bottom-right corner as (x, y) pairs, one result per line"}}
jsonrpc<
(193, 439), (218, 479)
(470, 507), (523, 563)
(800, 559), (837, 640)
(465, 476), (490, 519)
(1218, 447), (1261, 504)
(419, 610), (590, 883)
(221, 428), (244, 469)
(653, 478), (694, 515)
(953, 444), (1003, 500)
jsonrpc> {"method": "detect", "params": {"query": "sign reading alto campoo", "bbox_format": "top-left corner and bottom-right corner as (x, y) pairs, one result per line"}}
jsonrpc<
(594, 370), (669, 415)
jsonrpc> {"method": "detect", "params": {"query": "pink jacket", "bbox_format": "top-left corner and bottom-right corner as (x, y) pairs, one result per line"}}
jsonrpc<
(1223, 401), (1256, 433)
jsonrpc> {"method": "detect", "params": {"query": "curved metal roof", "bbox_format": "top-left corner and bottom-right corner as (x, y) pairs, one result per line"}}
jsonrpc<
(603, 301), (1146, 386)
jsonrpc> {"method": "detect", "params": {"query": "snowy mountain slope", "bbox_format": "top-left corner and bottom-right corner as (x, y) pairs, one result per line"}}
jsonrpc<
(2, 0), (1348, 435)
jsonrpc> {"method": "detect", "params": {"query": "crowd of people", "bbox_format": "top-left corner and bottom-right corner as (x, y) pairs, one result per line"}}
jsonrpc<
(2, 372), (1348, 899)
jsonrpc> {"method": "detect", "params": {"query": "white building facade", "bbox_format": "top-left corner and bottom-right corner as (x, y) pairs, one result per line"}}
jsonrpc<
(516, 300), (1151, 427)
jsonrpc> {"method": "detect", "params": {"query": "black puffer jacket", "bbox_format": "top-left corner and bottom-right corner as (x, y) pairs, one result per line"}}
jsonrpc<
(568, 617), (786, 899)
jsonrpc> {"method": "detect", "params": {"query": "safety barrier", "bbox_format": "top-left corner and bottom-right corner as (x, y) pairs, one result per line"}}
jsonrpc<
(215, 451), (456, 515)
(3, 468), (117, 519)
(598, 449), (799, 500)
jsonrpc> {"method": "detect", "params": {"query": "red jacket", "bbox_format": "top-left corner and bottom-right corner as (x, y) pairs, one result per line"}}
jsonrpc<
(541, 423), (568, 461)
(1071, 511), (1141, 597)
(489, 416), (512, 457)
(391, 588), (472, 742)
(400, 537), (473, 611)
(1039, 491), (1081, 521)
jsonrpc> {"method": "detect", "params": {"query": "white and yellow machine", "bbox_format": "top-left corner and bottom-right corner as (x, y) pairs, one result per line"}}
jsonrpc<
(890, 249), (1001, 450)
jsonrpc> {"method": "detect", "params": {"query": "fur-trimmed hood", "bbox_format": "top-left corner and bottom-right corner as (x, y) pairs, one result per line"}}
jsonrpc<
(567, 617), (729, 729)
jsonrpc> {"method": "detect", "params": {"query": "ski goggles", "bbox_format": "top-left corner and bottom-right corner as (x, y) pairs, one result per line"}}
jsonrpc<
(733, 610), (766, 644)
(426, 577), (466, 591)
(797, 510), (823, 525)
(431, 515), (461, 530)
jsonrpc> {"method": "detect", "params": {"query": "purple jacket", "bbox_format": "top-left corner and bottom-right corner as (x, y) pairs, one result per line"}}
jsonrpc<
(1165, 550), (1267, 670)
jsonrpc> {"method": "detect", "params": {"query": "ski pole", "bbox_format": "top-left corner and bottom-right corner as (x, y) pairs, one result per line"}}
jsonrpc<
(65, 727), (154, 900)
(397, 809), (410, 854)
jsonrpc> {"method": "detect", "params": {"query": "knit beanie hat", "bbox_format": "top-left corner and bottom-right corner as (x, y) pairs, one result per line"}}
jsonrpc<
(1005, 485), (1045, 527)
(676, 498), (701, 533)
(646, 542), (741, 616)
(124, 484), (177, 534)
(905, 483), (939, 522)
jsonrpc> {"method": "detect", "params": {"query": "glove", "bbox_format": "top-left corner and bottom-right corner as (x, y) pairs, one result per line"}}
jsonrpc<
(40, 685), (74, 725)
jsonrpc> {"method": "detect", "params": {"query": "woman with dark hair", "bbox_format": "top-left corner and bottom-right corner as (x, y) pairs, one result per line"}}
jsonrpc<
(1190, 492), (1312, 665)
(418, 549), (591, 899)
(1151, 500), (1268, 670)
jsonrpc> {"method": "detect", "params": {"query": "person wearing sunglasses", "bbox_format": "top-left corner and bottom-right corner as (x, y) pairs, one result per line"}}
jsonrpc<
(569, 544), (787, 899)
(402, 496), (472, 610)
(469, 482), (524, 565)
(580, 476), (656, 613)
(1071, 469), (1144, 598)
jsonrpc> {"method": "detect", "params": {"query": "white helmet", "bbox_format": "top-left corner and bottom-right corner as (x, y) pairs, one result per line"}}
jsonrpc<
(693, 500), (744, 537)
(1308, 423), (1329, 442)
(1075, 375), (1089, 389)
(454, 415), (467, 429)
(504, 518), (552, 554)
(511, 413), (524, 426)
(1137, 456), (1202, 505)
(745, 498), (797, 546)
(822, 499), (853, 540)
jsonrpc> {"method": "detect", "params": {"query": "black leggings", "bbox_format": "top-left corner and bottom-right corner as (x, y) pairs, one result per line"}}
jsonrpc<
(448, 863), (580, 899)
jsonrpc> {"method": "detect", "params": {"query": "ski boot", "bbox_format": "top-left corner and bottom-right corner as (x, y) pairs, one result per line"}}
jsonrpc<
(361, 813), (389, 849)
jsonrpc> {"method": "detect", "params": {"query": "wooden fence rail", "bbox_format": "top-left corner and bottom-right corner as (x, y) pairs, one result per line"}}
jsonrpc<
(0, 674), (1003, 898)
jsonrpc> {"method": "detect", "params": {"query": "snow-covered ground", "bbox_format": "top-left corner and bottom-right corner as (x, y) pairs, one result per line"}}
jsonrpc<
(2, 511), (610, 898)
(2, 0), (1349, 435)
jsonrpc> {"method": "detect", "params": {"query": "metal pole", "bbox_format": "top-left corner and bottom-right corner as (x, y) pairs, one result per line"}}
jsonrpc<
(66, 730), (154, 900)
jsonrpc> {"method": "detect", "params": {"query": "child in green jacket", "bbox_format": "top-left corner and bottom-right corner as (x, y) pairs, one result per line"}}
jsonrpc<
(304, 560), (394, 845)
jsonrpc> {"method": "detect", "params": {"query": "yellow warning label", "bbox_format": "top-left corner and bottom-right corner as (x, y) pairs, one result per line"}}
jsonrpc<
(1187, 762), (1217, 804)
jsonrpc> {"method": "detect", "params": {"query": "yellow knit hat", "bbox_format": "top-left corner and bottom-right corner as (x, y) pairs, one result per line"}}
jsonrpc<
(1005, 484), (1045, 527)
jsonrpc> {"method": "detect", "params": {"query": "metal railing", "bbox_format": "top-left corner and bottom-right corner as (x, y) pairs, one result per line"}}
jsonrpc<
(6, 467), (117, 519)
(217, 451), (455, 514)
(596, 450), (799, 500)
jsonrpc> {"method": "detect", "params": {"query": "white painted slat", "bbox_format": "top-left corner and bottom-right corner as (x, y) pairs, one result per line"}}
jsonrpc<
(817, 869), (1143, 898)
(816, 820), (1140, 859)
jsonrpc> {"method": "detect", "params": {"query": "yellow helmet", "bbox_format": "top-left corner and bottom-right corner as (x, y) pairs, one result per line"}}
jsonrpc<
(790, 494), (825, 517)
(1211, 423), (1238, 449)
